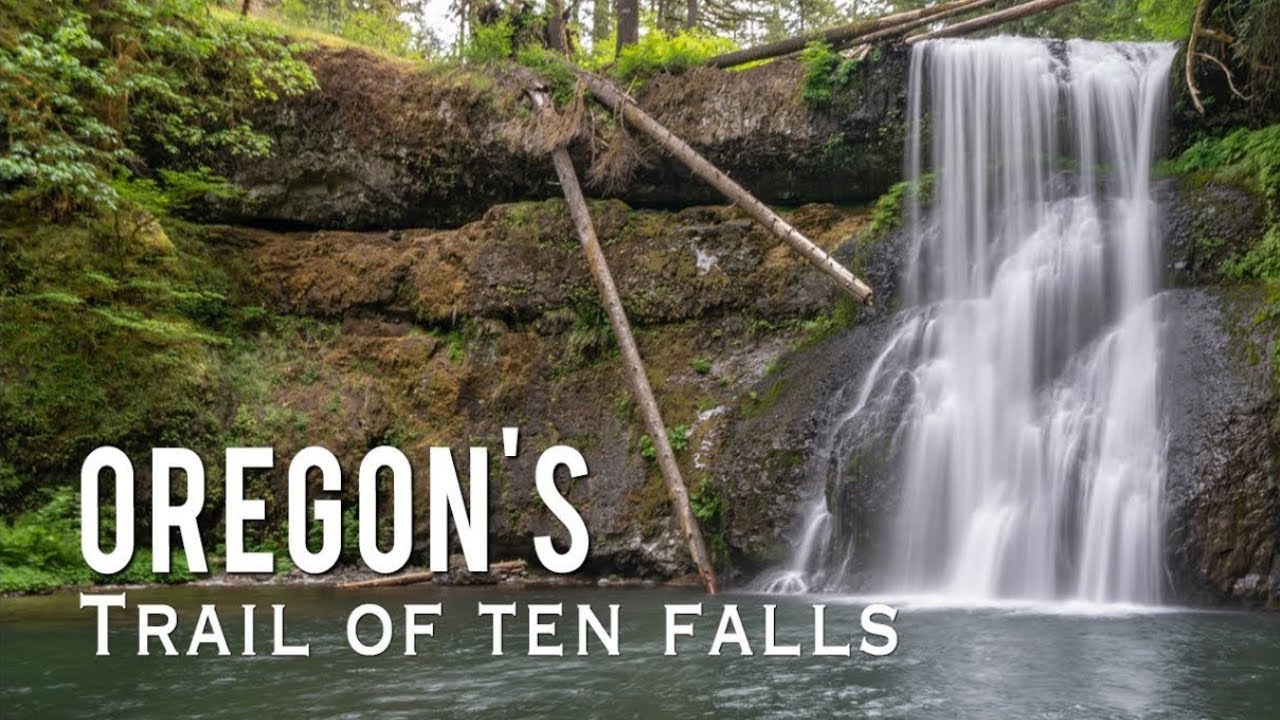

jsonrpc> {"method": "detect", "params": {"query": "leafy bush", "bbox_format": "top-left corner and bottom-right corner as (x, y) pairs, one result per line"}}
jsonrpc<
(869, 173), (934, 236)
(463, 19), (516, 65)
(799, 40), (870, 109)
(612, 30), (736, 84)
(0, 487), (93, 593)
(689, 476), (722, 525)
(1166, 125), (1280, 280)
(0, 0), (315, 219)
(0, 486), (193, 593)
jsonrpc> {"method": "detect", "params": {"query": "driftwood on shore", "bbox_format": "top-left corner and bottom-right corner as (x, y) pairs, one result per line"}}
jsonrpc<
(336, 571), (434, 589)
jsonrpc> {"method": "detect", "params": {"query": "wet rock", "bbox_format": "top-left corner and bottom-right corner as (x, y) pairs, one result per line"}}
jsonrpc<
(1157, 177), (1265, 287)
(196, 47), (908, 230)
(1162, 287), (1279, 606)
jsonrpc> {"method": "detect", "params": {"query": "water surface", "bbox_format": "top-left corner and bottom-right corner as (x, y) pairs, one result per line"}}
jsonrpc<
(4, 586), (1279, 719)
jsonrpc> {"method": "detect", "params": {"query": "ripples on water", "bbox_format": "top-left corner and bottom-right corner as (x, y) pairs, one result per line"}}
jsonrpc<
(3, 585), (1280, 719)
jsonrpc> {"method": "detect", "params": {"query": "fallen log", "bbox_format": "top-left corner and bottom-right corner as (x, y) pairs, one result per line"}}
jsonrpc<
(838, 0), (1003, 49)
(576, 72), (875, 304)
(906, 0), (1083, 43)
(336, 571), (434, 589)
(705, 0), (997, 69)
(529, 86), (722, 595)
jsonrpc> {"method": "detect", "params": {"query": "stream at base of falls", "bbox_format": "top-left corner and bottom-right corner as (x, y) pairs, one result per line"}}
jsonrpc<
(4, 586), (1280, 719)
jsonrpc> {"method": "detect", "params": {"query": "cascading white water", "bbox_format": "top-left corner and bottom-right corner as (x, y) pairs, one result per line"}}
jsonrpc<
(759, 37), (1176, 604)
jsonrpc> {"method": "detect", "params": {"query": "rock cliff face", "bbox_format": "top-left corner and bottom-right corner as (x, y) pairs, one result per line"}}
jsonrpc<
(204, 174), (1277, 602)
(198, 47), (908, 230)
(208, 201), (879, 581)
(188, 48), (1277, 603)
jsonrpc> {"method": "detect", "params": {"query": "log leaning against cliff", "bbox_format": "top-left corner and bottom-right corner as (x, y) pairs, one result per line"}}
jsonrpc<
(575, 71), (876, 305)
(528, 86), (722, 595)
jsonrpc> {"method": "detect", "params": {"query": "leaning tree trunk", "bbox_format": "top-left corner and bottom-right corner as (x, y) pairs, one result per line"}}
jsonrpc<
(577, 72), (875, 303)
(528, 88), (722, 595)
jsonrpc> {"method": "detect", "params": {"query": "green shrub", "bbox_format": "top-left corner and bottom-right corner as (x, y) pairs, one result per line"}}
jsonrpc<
(869, 173), (934, 235)
(0, 486), (194, 593)
(1167, 125), (1280, 280)
(0, 487), (92, 593)
(0, 0), (315, 219)
(463, 19), (515, 64)
(612, 30), (736, 84)
(637, 425), (689, 461)
(799, 40), (870, 109)
(691, 357), (712, 375)
(689, 475), (722, 524)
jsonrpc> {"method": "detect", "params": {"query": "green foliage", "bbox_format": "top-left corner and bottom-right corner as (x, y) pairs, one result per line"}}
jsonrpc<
(514, 45), (580, 106)
(277, 0), (420, 57)
(0, 221), (240, 514)
(689, 475), (722, 524)
(637, 424), (691, 461)
(464, 19), (516, 64)
(689, 474), (727, 561)
(612, 30), (736, 84)
(0, 487), (93, 593)
(800, 41), (840, 107)
(998, 0), (1196, 41)
(800, 40), (867, 109)
(691, 357), (713, 375)
(0, 487), (192, 593)
(0, 0), (315, 219)
(668, 424), (691, 453)
(868, 173), (933, 235)
(566, 295), (616, 363)
(1166, 125), (1280, 280)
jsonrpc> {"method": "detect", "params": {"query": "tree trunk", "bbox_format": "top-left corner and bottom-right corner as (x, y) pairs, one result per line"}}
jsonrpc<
(240, 0), (251, 16)
(548, 0), (568, 53)
(593, 0), (613, 42)
(577, 72), (875, 304)
(616, 0), (639, 53)
(686, 0), (699, 29)
(705, 0), (997, 69)
(905, 0), (1084, 43)
(528, 87), (721, 595)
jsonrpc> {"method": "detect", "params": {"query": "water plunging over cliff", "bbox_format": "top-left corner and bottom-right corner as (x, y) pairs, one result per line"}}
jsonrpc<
(760, 38), (1177, 604)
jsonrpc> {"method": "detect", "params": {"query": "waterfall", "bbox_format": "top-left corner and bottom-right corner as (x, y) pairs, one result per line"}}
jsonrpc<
(759, 38), (1176, 604)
